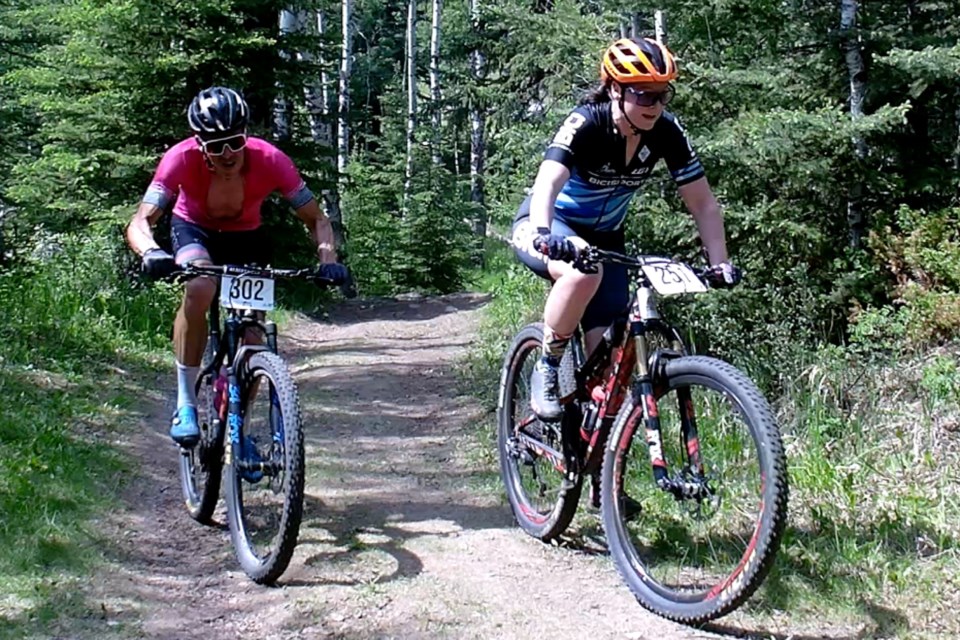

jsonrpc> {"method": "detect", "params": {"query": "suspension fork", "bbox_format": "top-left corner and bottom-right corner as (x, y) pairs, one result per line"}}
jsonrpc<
(630, 285), (673, 487)
(633, 334), (670, 487)
(676, 386), (704, 475)
(223, 314), (244, 466)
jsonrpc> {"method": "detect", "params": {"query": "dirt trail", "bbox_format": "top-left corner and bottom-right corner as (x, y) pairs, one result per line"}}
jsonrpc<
(82, 294), (782, 640)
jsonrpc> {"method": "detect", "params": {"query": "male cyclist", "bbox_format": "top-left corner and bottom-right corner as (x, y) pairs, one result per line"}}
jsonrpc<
(511, 38), (741, 510)
(126, 86), (347, 447)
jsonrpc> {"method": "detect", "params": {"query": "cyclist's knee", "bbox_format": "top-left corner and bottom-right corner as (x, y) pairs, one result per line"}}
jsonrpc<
(183, 276), (216, 311)
(558, 262), (603, 291)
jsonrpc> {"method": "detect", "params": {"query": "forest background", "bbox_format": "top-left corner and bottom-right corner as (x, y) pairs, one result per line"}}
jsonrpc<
(1, 0), (960, 636)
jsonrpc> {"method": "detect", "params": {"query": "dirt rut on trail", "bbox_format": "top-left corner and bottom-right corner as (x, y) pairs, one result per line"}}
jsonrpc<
(87, 293), (739, 640)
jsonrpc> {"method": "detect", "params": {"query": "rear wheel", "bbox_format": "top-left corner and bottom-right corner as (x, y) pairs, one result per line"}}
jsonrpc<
(600, 356), (788, 623)
(225, 350), (305, 584)
(497, 323), (582, 542)
(179, 340), (224, 524)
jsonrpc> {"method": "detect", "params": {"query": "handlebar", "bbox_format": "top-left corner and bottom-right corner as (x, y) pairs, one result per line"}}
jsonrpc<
(173, 262), (339, 285)
(559, 246), (739, 289)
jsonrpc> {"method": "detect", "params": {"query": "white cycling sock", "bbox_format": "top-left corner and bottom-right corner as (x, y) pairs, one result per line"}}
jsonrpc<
(176, 362), (200, 411)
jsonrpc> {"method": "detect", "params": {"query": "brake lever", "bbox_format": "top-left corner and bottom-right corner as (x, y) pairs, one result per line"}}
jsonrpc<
(571, 247), (599, 274)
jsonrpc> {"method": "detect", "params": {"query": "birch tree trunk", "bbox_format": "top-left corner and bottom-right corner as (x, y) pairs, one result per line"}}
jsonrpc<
(272, 8), (300, 142)
(304, 9), (345, 251)
(630, 12), (640, 39)
(338, 0), (353, 213)
(429, 0), (442, 166)
(655, 10), (665, 43)
(469, 0), (486, 239)
(403, 0), (417, 214)
(840, 0), (867, 248)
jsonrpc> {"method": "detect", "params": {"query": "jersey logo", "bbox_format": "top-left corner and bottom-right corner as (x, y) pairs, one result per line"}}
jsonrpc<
(638, 146), (650, 162)
(551, 113), (587, 149)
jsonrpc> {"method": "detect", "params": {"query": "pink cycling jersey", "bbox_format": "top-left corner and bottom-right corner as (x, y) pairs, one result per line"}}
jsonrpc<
(142, 136), (314, 232)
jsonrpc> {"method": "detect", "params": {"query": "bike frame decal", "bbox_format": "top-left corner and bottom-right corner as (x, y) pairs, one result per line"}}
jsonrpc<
(270, 384), (284, 445)
(228, 381), (242, 445)
(678, 390), (704, 474)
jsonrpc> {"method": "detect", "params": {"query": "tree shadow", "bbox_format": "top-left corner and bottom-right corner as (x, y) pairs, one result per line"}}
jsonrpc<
(703, 600), (909, 640)
(280, 493), (515, 588)
(292, 292), (490, 326)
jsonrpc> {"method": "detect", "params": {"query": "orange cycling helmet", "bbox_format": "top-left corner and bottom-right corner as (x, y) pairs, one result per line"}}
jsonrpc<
(600, 38), (678, 84)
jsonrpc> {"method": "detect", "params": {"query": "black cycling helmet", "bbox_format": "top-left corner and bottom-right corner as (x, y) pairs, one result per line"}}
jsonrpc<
(187, 86), (249, 136)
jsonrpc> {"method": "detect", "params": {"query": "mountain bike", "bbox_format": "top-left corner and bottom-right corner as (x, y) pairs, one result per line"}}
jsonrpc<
(497, 247), (788, 623)
(174, 262), (336, 584)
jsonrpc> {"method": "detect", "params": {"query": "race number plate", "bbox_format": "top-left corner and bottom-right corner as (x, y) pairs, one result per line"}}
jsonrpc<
(641, 261), (708, 296)
(220, 275), (275, 311)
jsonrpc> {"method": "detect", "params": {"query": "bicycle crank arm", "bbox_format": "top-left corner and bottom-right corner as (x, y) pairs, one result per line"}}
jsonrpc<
(236, 460), (282, 476)
(515, 433), (568, 475)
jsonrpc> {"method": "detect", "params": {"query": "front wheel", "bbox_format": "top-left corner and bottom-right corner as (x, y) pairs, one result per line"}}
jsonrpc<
(224, 350), (305, 584)
(600, 356), (788, 623)
(497, 323), (582, 542)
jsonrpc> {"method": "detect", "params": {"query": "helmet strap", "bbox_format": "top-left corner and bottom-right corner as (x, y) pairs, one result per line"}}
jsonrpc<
(617, 93), (644, 136)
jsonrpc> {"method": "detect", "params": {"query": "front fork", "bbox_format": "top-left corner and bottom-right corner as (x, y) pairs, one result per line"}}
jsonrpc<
(632, 321), (706, 500)
(223, 367), (243, 466)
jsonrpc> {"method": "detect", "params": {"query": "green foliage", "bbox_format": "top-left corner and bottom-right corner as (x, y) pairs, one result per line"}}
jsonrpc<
(854, 206), (960, 351)
(0, 230), (175, 370)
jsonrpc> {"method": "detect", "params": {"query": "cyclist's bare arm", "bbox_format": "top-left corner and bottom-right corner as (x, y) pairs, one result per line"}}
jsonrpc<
(529, 159), (570, 231)
(678, 176), (728, 265)
(126, 202), (165, 256)
(294, 199), (338, 264)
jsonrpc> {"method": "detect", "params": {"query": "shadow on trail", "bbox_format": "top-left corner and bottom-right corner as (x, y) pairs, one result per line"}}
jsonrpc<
(283, 494), (513, 588)
(704, 598), (909, 640)
(295, 292), (490, 327)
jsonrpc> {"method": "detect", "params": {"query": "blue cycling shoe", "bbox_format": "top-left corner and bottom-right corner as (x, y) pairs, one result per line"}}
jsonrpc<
(170, 406), (200, 448)
(239, 435), (265, 483)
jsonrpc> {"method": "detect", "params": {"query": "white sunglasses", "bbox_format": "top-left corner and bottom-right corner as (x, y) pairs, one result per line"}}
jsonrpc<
(199, 132), (248, 156)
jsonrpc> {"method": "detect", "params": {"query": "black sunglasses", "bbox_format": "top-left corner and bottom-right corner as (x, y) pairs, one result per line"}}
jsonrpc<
(623, 84), (675, 107)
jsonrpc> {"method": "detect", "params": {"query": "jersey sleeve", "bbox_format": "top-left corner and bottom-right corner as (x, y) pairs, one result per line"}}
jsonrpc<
(661, 116), (706, 187)
(271, 147), (315, 209)
(142, 145), (186, 210)
(543, 106), (596, 169)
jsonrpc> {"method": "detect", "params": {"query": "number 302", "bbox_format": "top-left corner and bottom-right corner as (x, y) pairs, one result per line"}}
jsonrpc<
(230, 278), (264, 301)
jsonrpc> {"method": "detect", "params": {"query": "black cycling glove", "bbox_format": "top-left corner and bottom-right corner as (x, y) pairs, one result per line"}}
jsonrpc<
(532, 227), (578, 262)
(142, 248), (178, 280)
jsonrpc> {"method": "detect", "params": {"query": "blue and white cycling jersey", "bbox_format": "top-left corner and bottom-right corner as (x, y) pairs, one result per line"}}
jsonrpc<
(541, 102), (705, 232)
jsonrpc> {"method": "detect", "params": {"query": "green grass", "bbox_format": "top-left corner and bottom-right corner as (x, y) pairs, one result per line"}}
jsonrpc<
(0, 234), (173, 637)
(0, 362), (136, 637)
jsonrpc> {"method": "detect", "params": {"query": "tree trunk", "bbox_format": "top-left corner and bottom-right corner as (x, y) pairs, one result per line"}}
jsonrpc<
(654, 10), (665, 43)
(338, 0), (353, 214)
(840, 0), (867, 248)
(469, 0), (487, 240)
(630, 12), (640, 39)
(429, 0), (442, 166)
(272, 8), (300, 142)
(954, 88), (960, 172)
(306, 9), (345, 252)
(403, 0), (417, 215)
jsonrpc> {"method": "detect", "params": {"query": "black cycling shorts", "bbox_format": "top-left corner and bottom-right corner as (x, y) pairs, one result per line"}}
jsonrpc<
(512, 197), (629, 332)
(170, 215), (271, 267)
